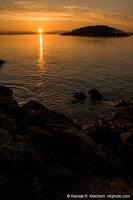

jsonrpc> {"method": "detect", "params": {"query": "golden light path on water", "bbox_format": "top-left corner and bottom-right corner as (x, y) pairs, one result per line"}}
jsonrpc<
(39, 33), (45, 71)
(37, 34), (45, 88)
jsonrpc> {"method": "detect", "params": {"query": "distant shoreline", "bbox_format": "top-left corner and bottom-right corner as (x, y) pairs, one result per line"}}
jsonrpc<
(0, 31), (38, 35)
(0, 31), (65, 35)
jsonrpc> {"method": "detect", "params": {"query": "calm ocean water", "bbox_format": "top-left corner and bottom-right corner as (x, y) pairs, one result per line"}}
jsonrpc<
(0, 34), (133, 124)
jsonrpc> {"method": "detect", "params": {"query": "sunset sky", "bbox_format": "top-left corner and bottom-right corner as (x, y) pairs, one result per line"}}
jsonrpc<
(0, 0), (133, 32)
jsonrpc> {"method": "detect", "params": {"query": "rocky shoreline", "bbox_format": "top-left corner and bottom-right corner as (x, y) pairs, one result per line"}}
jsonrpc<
(0, 86), (133, 199)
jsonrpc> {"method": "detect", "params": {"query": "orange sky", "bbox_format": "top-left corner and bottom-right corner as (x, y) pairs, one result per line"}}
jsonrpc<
(0, 0), (133, 32)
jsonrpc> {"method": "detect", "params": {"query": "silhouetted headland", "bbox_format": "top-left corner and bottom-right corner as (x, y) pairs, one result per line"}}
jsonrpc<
(61, 25), (129, 37)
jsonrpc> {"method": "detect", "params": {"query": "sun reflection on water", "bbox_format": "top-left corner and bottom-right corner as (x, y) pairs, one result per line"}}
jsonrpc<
(39, 34), (45, 71)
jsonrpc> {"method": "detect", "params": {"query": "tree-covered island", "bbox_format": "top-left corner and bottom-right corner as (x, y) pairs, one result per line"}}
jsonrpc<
(61, 25), (129, 37)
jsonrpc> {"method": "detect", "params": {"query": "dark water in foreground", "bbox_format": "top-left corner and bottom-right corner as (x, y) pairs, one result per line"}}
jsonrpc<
(0, 34), (133, 124)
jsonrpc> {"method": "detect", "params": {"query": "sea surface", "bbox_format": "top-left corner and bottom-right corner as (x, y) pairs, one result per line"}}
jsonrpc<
(0, 34), (133, 125)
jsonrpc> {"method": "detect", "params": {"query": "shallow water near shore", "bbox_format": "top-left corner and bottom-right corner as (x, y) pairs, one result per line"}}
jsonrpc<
(0, 34), (133, 124)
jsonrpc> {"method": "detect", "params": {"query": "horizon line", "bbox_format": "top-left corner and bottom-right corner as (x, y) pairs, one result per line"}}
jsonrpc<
(0, 27), (133, 36)
(0, 30), (67, 35)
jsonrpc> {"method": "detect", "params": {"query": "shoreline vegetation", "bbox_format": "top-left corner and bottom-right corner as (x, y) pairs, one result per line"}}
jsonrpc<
(61, 25), (130, 37)
(0, 86), (133, 199)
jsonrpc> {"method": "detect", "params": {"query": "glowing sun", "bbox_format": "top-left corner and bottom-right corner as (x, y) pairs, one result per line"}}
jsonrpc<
(38, 28), (43, 33)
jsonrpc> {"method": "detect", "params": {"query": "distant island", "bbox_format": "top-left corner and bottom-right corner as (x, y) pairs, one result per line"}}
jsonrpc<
(61, 25), (129, 37)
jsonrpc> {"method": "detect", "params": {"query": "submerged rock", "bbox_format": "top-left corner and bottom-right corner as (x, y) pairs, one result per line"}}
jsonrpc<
(88, 89), (103, 100)
(0, 86), (133, 199)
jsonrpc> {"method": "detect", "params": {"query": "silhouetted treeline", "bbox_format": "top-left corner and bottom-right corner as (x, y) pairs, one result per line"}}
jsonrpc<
(61, 25), (129, 37)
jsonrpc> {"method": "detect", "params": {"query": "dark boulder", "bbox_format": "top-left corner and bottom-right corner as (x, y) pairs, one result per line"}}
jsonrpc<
(71, 99), (78, 104)
(20, 100), (81, 130)
(0, 94), (18, 116)
(84, 120), (120, 147)
(0, 86), (13, 97)
(113, 97), (133, 159)
(73, 92), (87, 101)
(120, 132), (133, 144)
(0, 59), (6, 67)
(88, 89), (102, 100)
(0, 114), (18, 132)
(118, 132), (133, 169)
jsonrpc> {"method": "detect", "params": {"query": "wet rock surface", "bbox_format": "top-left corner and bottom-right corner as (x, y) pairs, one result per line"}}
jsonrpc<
(84, 98), (133, 184)
(72, 92), (87, 103)
(0, 86), (13, 97)
(88, 89), (103, 100)
(0, 86), (133, 199)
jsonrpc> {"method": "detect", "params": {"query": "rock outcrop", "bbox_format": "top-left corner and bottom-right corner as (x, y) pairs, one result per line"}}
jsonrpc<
(0, 86), (133, 199)
(71, 92), (87, 103)
(0, 59), (6, 67)
(84, 98), (133, 182)
(73, 92), (87, 101)
(88, 89), (103, 100)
